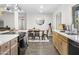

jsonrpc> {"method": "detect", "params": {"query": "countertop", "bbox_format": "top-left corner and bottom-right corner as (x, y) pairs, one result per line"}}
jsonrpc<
(0, 30), (28, 34)
(54, 30), (79, 43)
(0, 30), (10, 34)
(0, 34), (19, 45)
(0, 30), (28, 45)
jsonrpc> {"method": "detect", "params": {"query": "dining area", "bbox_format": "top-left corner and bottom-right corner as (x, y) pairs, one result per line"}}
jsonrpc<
(27, 27), (49, 42)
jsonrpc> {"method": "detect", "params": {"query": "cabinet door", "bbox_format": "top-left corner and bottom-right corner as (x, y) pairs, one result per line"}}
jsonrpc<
(10, 38), (17, 47)
(53, 34), (58, 48)
(1, 49), (10, 55)
(58, 39), (62, 54)
(0, 41), (10, 54)
(4, 50), (10, 55)
(62, 41), (68, 55)
(11, 44), (18, 55)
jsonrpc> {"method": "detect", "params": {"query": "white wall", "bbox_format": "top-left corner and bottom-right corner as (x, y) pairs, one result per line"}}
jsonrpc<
(52, 4), (75, 29)
(0, 12), (14, 29)
(26, 13), (53, 30)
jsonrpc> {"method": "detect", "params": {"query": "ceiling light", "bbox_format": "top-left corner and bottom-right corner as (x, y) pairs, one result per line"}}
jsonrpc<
(40, 10), (43, 13)
(40, 5), (44, 9)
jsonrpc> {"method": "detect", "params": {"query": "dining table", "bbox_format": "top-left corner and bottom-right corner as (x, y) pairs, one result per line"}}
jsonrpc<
(28, 29), (44, 40)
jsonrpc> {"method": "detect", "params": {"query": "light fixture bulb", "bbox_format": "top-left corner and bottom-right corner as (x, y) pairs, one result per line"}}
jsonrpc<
(40, 10), (43, 13)
(40, 5), (44, 9)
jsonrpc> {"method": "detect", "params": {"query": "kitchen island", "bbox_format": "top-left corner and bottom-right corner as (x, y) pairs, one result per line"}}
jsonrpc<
(0, 34), (19, 55)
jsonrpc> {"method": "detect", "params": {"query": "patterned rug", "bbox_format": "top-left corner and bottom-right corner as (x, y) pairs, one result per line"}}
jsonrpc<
(28, 37), (49, 42)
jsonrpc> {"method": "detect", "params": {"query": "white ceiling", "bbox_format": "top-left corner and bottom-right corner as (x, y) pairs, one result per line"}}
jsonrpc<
(0, 4), (61, 14)
(18, 4), (60, 14)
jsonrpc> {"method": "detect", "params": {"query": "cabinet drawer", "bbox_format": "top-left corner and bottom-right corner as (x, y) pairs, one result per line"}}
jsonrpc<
(0, 41), (10, 53)
(3, 50), (10, 55)
(10, 38), (17, 46)
(11, 44), (18, 55)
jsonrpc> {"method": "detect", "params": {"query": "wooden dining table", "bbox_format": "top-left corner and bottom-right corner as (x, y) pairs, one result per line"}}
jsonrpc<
(28, 29), (44, 40)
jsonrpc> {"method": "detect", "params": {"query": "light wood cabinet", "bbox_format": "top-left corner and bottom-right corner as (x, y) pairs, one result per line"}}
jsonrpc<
(10, 38), (17, 46)
(0, 41), (10, 55)
(10, 38), (18, 55)
(1, 42), (10, 53)
(61, 41), (68, 54)
(2, 50), (10, 55)
(53, 32), (69, 55)
(11, 44), (18, 55)
(0, 37), (18, 55)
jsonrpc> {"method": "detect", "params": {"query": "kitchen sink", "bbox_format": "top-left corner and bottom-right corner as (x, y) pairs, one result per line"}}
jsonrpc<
(61, 31), (78, 35)
(65, 33), (78, 35)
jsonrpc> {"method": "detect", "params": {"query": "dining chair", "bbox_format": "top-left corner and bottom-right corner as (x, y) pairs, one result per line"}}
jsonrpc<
(42, 30), (48, 40)
(34, 30), (40, 40)
(28, 30), (34, 40)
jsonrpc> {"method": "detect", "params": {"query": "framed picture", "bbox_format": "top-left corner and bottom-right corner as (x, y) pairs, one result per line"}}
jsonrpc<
(36, 19), (45, 25)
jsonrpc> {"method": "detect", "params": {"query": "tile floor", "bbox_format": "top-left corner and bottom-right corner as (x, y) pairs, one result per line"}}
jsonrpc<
(25, 37), (59, 55)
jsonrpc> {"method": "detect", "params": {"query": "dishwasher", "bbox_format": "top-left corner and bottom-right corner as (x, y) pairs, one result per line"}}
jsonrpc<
(69, 39), (79, 55)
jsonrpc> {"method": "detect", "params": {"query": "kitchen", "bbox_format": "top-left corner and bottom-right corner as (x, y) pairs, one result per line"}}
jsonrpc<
(0, 4), (79, 55)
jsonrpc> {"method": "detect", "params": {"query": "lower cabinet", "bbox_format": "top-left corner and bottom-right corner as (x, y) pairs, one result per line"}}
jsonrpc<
(61, 41), (68, 55)
(0, 41), (10, 55)
(11, 44), (18, 55)
(53, 32), (69, 55)
(0, 37), (18, 55)
(3, 50), (10, 55)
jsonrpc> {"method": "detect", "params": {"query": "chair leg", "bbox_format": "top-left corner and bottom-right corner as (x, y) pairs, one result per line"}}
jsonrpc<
(44, 35), (45, 40)
(46, 35), (48, 39)
(33, 36), (35, 40)
(28, 37), (29, 40)
(32, 37), (33, 40)
(42, 35), (44, 40)
(39, 36), (40, 40)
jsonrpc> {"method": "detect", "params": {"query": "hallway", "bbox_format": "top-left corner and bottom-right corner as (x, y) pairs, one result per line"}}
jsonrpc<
(25, 37), (59, 55)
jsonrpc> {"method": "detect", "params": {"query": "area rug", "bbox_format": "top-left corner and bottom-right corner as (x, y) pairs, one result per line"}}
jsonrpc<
(28, 37), (49, 42)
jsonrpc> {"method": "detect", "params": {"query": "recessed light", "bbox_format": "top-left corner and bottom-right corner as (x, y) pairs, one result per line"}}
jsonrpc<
(40, 5), (44, 9)
(40, 10), (43, 13)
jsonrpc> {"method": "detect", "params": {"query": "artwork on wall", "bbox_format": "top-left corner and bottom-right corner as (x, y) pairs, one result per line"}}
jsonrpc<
(56, 12), (62, 29)
(36, 18), (45, 25)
